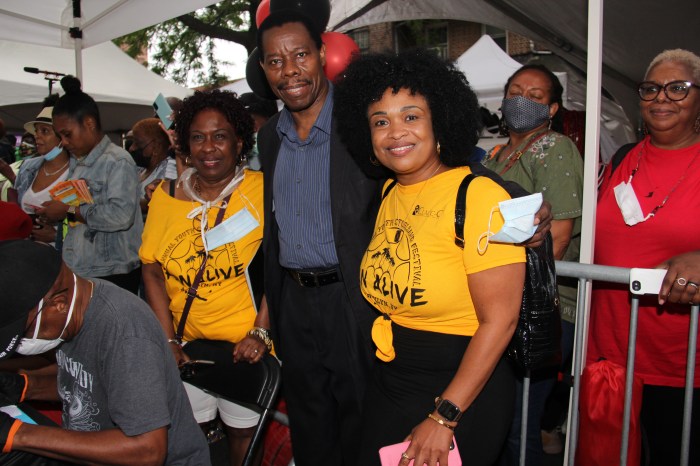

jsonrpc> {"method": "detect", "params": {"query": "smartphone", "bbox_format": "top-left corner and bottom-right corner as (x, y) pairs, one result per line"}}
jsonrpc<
(153, 93), (174, 130)
(629, 268), (667, 295)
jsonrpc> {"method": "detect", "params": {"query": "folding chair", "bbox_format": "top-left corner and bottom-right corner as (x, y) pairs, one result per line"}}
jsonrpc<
(182, 340), (282, 466)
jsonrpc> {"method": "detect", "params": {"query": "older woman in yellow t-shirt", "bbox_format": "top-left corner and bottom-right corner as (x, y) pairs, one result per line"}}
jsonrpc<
(335, 50), (526, 466)
(140, 90), (268, 465)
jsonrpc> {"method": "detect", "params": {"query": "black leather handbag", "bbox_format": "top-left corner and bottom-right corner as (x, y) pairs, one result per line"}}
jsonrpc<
(455, 174), (562, 370)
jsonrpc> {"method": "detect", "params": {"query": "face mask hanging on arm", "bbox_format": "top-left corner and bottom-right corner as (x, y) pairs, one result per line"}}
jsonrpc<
(477, 193), (543, 253)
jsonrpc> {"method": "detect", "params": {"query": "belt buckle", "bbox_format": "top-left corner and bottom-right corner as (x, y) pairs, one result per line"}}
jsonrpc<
(303, 272), (320, 287)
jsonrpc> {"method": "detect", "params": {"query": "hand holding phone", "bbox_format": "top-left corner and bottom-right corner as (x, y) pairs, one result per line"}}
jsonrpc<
(153, 93), (174, 130)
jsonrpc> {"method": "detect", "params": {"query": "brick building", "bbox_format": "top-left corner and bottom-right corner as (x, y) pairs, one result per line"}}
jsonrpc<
(346, 20), (546, 62)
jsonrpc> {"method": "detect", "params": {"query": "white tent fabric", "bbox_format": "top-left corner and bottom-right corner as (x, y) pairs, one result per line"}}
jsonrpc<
(0, 39), (190, 135)
(0, 0), (219, 79)
(0, 0), (218, 49)
(457, 35), (635, 161)
(456, 35), (523, 113)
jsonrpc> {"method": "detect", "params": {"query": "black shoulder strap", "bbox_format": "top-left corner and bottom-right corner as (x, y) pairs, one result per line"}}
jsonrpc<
(454, 174), (478, 249)
(610, 142), (637, 174)
(381, 179), (398, 199)
(169, 179), (175, 197)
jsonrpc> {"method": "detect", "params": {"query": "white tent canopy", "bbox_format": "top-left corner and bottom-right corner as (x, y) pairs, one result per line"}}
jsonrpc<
(0, 39), (190, 135)
(0, 0), (219, 78)
(455, 35), (523, 112)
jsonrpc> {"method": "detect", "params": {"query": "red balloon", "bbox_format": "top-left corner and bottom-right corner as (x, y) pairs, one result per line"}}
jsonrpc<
(256, 0), (271, 28)
(321, 32), (360, 82)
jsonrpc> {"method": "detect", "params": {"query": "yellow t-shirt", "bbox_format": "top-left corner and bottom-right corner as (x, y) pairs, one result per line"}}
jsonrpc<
(359, 167), (525, 361)
(139, 170), (264, 343)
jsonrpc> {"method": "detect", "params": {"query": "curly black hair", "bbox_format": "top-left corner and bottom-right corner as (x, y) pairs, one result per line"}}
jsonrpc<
(502, 64), (565, 133)
(334, 49), (482, 169)
(174, 89), (255, 161)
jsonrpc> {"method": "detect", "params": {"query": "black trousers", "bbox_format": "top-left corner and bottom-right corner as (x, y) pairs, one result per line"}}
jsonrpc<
(641, 384), (699, 466)
(357, 324), (515, 466)
(276, 273), (374, 466)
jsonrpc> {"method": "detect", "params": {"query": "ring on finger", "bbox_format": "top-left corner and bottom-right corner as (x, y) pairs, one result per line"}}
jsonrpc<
(400, 452), (411, 461)
(687, 281), (699, 290)
(676, 277), (688, 286)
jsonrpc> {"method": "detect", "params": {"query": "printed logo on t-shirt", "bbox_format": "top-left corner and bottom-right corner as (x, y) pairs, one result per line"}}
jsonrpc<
(56, 349), (101, 431)
(160, 216), (245, 294)
(360, 218), (428, 311)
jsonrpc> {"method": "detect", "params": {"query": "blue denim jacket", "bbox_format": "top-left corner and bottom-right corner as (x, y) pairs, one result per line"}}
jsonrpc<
(13, 157), (42, 206)
(62, 136), (144, 277)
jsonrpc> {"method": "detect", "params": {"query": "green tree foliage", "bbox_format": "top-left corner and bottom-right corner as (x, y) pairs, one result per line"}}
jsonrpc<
(115, 0), (261, 86)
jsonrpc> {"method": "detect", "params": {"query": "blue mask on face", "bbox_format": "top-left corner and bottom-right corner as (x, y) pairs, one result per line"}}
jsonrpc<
(43, 145), (63, 161)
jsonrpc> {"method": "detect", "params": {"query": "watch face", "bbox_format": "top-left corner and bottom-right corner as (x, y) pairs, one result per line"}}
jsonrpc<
(437, 399), (462, 421)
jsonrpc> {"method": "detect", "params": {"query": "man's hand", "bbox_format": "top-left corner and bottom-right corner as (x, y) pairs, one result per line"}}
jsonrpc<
(0, 373), (27, 405)
(522, 200), (553, 248)
(0, 410), (23, 453)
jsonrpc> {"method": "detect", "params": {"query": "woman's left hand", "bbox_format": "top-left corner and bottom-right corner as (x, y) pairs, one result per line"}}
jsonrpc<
(233, 336), (266, 364)
(36, 200), (69, 222)
(658, 250), (700, 306)
(401, 418), (455, 466)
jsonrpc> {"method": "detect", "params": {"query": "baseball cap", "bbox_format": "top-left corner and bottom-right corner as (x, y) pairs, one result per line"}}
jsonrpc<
(0, 240), (62, 359)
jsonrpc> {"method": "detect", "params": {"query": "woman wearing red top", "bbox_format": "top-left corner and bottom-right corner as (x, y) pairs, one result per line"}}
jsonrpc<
(590, 48), (700, 465)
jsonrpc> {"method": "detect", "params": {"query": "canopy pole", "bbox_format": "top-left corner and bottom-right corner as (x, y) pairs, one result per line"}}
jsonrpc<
(71, 0), (83, 81)
(563, 1), (603, 464)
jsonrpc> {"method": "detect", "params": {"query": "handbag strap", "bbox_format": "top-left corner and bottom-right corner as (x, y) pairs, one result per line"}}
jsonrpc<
(454, 174), (477, 248)
(175, 193), (232, 341)
(497, 130), (550, 176)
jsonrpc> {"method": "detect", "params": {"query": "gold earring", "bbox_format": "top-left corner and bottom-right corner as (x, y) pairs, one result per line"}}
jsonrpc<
(369, 153), (380, 166)
(185, 156), (191, 166)
(694, 114), (700, 133)
(436, 142), (441, 155)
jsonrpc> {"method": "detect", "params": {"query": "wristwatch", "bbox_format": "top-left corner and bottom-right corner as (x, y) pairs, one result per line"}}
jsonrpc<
(434, 396), (463, 422)
(66, 205), (78, 222)
(247, 327), (273, 352)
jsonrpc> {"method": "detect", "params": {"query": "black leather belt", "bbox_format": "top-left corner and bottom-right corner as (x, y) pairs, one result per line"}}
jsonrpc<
(286, 267), (342, 287)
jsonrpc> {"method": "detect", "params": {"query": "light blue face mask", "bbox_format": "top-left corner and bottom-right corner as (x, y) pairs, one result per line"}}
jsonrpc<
(204, 207), (260, 251)
(43, 144), (63, 161)
(478, 192), (543, 253)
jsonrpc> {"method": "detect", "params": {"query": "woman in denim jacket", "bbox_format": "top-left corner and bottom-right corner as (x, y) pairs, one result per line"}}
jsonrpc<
(36, 76), (143, 294)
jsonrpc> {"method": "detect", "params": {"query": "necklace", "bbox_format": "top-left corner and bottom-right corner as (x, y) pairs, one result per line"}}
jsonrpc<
(393, 163), (443, 224)
(625, 141), (700, 218)
(43, 160), (69, 177)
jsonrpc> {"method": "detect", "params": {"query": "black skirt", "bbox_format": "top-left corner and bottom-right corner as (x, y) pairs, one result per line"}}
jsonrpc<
(357, 322), (515, 466)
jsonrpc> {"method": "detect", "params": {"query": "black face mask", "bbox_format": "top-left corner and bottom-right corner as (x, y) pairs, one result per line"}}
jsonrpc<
(129, 148), (149, 168)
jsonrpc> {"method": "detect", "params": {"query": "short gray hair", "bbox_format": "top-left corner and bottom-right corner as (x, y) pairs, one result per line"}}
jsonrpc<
(645, 49), (700, 83)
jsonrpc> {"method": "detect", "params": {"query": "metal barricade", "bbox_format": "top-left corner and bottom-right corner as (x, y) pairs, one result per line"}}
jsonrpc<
(554, 261), (698, 466)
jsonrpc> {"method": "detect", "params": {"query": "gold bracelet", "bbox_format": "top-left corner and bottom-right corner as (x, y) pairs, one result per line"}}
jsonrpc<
(427, 413), (455, 431)
(247, 327), (273, 352)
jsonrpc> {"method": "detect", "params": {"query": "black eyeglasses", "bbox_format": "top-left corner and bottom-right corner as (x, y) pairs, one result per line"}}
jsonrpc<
(638, 80), (700, 102)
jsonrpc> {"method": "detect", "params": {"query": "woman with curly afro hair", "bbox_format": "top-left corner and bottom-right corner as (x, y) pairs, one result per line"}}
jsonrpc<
(140, 89), (270, 465)
(334, 49), (526, 465)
